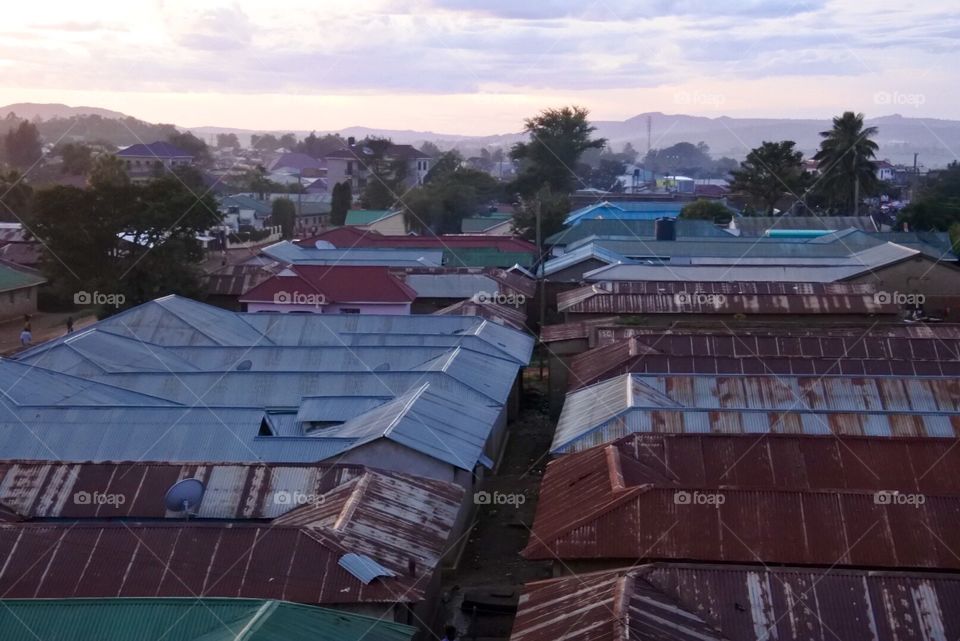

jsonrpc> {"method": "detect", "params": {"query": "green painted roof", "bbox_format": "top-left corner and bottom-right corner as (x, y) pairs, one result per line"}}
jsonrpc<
(345, 209), (396, 225)
(461, 214), (512, 233)
(0, 598), (415, 641)
(444, 248), (534, 268)
(0, 261), (45, 293)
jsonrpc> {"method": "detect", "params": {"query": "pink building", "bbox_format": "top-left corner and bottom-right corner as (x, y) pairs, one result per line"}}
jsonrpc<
(240, 265), (416, 314)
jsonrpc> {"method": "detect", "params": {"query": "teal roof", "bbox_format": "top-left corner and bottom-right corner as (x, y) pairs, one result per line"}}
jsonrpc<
(444, 248), (534, 268)
(345, 209), (396, 225)
(0, 598), (415, 641)
(564, 201), (685, 226)
(219, 194), (273, 215)
(545, 219), (730, 246)
(461, 213), (512, 233)
(0, 260), (44, 293)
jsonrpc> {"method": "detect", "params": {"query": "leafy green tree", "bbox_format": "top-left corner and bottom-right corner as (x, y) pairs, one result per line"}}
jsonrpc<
(359, 138), (408, 209)
(679, 199), (734, 224)
(420, 141), (442, 158)
(330, 182), (352, 226)
(168, 131), (210, 166)
(643, 142), (713, 177)
(0, 169), (33, 223)
(897, 161), (960, 231)
(251, 134), (281, 152)
(401, 157), (500, 233)
(57, 142), (93, 175)
(510, 106), (606, 196)
(296, 132), (344, 158)
(511, 186), (570, 241)
(215, 133), (240, 149)
(271, 197), (296, 238)
(31, 173), (219, 313)
(89, 154), (130, 189)
(278, 133), (298, 150)
(585, 157), (627, 192)
(813, 112), (879, 213)
(3, 121), (42, 169)
(729, 141), (810, 215)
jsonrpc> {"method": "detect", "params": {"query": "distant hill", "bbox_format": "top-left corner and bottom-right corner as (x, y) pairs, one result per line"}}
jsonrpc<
(6, 103), (959, 168)
(0, 102), (129, 121)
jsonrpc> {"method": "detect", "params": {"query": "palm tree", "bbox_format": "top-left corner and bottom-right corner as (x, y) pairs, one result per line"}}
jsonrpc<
(813, 112), (879, 214)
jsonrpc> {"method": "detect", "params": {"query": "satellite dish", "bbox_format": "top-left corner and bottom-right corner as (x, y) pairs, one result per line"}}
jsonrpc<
(164, 478), (205, 515)
(314, 240), (336, 250)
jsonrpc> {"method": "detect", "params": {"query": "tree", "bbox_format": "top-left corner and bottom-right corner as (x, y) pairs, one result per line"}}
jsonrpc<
(215, 133), (240, 149)
(729, 141), (810, 215)
(420, 141), (442, 158)
(509, 106), (606, 196)
(296, 132), (344, 158)
(511, 186), (570, 241)
(643, 142), (713, 177)
(584, 157), (627, 192)
(89, 154), (130, 189)
(278, 133), (298, 150)
(3, 121), (42, 169)
(57, 142), (93, 175)
(168, 131), (210, 166)
(271, 197), (296, 239)
(897, 161), (960, 231)
(359, 138), (408, 209)
(251, 134), (281, 152)
(0, 170), (33, 223)
(243, 165), (281, 198)
(679, 199), (734, 224)
(813, 112), (879, 213)
(330, 182), (352, 226)
(621, 142), (639, 164)
(31, 173), (219, 313)
(400, 158), (501, 234)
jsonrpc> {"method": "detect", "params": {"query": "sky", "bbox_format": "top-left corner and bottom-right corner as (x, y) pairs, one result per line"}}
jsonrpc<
(0, 0), (956, 135)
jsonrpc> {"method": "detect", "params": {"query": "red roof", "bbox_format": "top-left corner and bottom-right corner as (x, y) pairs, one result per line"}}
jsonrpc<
(524, 433), (960, 569)
(240, 265), (417, 304)
(298, 226), (535, 254)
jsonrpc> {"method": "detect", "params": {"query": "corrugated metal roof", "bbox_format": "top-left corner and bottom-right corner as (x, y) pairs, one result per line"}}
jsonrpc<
(0, 464), (461, 604)
(557, 280), (896, 315)
(554, 374), (960, 453)
(261, 241), (443, 266)
(545, 218), (730, 246)
(512, 564), (960, 641)
(404, 273), (497, 298)
(433, 299), (528, 331)
(540, 244), (626, 277)
(0, 598), (415, 641)
(734, 215), (878, 235)
(525, 439), (960, 568)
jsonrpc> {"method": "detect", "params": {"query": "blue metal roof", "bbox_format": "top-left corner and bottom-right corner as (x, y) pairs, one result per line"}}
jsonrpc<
(261, 241), (444, 266)
(564, 201), (684, 226)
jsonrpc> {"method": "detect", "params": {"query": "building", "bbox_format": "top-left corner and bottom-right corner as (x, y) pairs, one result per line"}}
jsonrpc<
(0, 459), (462, 623)
(116, 141), (193, 183)
(526, 432), (960, 570)
(0, 259), (44, 320)
(344, 209), (408, 234)
(240, 265), (418, 314)
(564, 200), (687, 227)
(260, 240), (444, 267)
(460, 212), (514, 235)
(324, 144), (432, 193)
(0, 599), (416, 641)
(511, 564), (960, 641)
(10, 296), (534, 490)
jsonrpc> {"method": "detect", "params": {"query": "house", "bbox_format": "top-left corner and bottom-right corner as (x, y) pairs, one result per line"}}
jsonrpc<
(261, 240), (444, 267)
(0, 459), (462, 626)
(218, 194), (274, 229)
(460, 212), (514, 235)
(0, 599), (416, 641)
(876, 158), (896, 181)
(324, 144), (432, 193)
(116, 141), (193, 183)
(344, 209), (408, 234)
(0, 259), (45, 320)
(527, 431), (960, 570)
(511, 565), (960, 641)
(240, 265), (417, 314)
(11, 296), (534, 489)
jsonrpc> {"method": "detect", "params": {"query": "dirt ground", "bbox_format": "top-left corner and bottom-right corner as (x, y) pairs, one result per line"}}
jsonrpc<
(0, 310), (97, 356)
(437, 371), (556, 641)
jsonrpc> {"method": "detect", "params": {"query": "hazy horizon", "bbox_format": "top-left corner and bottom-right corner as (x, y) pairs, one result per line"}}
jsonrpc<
(0, 1), (956, 136)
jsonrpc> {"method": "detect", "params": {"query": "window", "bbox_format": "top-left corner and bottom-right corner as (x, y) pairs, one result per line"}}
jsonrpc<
(346, 161), (353, 175)
(341, 308), (361, 314)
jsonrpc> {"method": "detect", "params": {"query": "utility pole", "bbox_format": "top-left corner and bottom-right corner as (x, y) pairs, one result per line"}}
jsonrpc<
(535, 197), (546, 379)
(854, 175), (860, 217)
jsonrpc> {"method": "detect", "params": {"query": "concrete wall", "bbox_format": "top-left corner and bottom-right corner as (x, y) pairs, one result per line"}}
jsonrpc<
(848, 255), (960, 319)
(0, 285), (38, 321)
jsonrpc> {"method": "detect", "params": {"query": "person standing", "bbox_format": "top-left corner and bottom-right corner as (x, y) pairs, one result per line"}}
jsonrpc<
(66, 316), (74, 334)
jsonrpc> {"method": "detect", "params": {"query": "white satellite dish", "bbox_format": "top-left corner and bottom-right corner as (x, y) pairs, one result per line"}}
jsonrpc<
(314, 240), (336, 250)
(164, 478), (205, 516)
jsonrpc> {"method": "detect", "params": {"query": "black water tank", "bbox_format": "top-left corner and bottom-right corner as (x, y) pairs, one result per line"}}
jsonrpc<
(655, 217), (676, 241)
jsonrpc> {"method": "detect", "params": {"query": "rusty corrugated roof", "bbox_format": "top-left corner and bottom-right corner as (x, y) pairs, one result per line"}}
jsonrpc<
(558, 281), (897, 315)
(511, 564), (960, 641)
(0, 461), (463, 603)
(525, 436), (960, 568)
